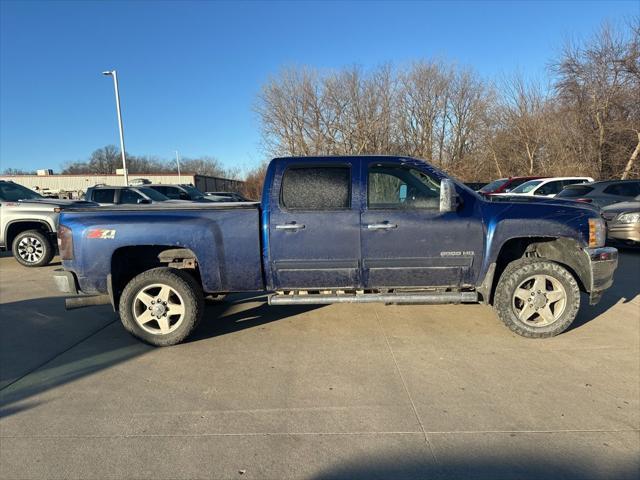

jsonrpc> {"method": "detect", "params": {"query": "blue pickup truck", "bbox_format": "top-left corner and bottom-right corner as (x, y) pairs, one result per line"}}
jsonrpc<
(53, 156), (618, 346)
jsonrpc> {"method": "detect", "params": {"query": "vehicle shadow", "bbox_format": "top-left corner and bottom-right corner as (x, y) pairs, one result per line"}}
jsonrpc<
(0, 293), (321, 417)
(569, 250), (640, 331)
(311, 452), (639, 480)
(189, 292), (323, 341)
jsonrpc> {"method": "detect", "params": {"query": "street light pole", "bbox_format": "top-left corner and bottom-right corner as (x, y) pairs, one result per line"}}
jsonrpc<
(102, 70), (128, 185)
(175, 150), (182, 183)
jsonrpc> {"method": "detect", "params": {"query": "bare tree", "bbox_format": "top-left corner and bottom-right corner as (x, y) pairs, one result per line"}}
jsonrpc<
(553, 21), (640, 178)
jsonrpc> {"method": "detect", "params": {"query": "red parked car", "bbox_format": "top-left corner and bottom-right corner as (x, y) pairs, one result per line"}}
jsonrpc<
(479, 176), (548, 195)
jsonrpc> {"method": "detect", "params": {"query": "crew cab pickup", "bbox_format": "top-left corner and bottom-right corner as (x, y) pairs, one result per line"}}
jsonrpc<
(53, 156), (618, 346)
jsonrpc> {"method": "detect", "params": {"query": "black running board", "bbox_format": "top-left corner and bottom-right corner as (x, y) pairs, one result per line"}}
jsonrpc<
(269, 291), (478, 305)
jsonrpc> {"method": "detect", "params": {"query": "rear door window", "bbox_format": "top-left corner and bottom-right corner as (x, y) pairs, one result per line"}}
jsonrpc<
(162, 187), (182, 200)
(91, 189), (115, 203)
(281, 166), (350, 210)
(150, 186), (168, 195)
(119, 189), (144, 204)
(535, 181), (563, 195)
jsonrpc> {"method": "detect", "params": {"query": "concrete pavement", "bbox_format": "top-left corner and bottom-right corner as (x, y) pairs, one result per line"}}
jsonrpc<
(0, 251), (638, 479)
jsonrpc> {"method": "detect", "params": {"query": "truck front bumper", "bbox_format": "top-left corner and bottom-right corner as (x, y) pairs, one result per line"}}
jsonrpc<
(584, 247), (618, 305)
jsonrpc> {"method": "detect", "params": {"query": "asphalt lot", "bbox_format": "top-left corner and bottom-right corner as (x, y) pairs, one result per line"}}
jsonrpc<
(0, 251), (638, 479)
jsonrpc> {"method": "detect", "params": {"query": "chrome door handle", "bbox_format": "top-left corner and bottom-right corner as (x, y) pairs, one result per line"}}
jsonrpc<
(367, 223), (397, 230)
(275, 224), (305, 230)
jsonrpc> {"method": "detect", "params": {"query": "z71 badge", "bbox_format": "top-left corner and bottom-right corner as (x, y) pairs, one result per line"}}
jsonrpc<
(87, 229), (116, 239)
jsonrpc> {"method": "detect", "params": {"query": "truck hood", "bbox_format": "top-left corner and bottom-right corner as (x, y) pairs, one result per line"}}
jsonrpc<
(484, 194), (600, 213)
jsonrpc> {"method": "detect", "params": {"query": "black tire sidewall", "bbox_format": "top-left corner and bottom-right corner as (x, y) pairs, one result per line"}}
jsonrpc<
(119, 267), (204, 346)
(495, 259), (581, 338)
(12, 229), (54, 267)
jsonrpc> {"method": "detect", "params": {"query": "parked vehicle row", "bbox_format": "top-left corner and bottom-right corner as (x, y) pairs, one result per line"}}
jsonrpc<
(479, 176), (546, 195)
(488, 177), (594, 198)
(0, 179), (249, 266)
(556, 179), (640, 207)
(479, 177), (640, 246)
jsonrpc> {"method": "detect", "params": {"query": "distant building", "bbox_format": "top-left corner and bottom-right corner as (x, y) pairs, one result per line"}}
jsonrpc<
(0, 172), (244, 198)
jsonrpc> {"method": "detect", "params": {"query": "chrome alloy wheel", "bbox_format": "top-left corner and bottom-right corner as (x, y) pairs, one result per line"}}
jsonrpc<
(17, 236), (44, 264)
(512, 274), (567, 327)
(132, 283), (186, 335)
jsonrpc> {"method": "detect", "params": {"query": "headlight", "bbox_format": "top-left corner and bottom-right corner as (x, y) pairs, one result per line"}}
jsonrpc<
(616, 212), (640, 224)
(588, 218), (606, 248)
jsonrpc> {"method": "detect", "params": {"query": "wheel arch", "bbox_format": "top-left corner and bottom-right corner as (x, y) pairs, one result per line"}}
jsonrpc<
(109, 245), (201, 311)
(481, 236), (589, 305)
(5, 219), (54, 249)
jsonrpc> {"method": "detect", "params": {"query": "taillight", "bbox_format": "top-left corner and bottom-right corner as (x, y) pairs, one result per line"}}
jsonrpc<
(58, 224), (74, 260)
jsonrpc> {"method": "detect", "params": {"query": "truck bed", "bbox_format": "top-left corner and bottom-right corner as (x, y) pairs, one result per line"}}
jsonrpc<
(60, 202), (263, 295)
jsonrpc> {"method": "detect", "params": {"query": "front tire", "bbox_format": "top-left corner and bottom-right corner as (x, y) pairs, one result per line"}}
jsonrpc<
(12, 229), (54, 267)
(119, 267), (204, 346)
(494, 258), (580, 338)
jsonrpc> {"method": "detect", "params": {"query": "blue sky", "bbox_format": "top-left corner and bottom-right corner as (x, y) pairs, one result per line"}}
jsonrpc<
(0, 0), (636, 173)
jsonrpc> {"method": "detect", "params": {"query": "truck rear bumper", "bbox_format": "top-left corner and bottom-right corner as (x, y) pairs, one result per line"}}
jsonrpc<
(53, 269), (112, 309)
(584, 247), (618, 305)
(53, 269), (79, 295)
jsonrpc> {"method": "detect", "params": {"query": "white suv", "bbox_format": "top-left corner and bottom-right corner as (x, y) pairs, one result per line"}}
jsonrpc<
(495, 177), (594, 198)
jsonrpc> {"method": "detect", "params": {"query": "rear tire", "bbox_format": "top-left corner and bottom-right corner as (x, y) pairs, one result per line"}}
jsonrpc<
(12, 229), (54, 267)
(494, 258), (580, 338)
(119, 267), (204, 346)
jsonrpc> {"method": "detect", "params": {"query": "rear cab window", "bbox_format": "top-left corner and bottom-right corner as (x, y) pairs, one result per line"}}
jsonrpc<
(280, 166), (351, 210)
(119, 189), (144, 204)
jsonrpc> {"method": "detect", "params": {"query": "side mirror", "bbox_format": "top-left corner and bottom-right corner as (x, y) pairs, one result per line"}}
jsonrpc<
(137, 198), (151, 204)
(440, 179), (459, 213)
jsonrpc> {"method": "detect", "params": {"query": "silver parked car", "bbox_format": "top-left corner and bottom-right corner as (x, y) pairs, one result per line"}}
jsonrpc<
(0, 180), (96, 266)
(601, 200), (640, 246)
(557, 179), (640, 208)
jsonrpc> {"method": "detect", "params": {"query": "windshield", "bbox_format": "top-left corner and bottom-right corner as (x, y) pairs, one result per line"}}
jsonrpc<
(181, 185), (206, 199)
(511, 180), (543, 194)
(0, 182), (43, 201)
(138, 187), (170, 201)
(479, 178), (508, 193)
